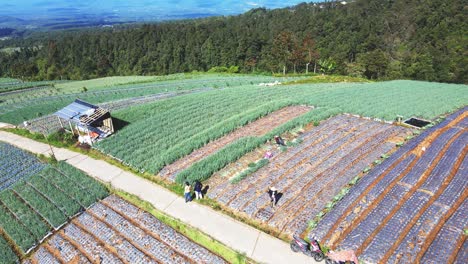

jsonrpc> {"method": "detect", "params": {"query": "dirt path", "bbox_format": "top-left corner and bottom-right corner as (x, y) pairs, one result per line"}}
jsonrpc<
(159, 105), (312, 181)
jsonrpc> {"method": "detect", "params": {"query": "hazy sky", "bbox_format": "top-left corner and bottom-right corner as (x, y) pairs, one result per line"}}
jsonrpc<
(0, 0), (311, 20)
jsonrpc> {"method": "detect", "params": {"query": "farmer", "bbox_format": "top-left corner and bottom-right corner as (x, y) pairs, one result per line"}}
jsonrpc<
(274, 135), (286, 146)
(184, 181), (192, 202)
(268, 186), (278, 207)
(194, 180), (203, 200)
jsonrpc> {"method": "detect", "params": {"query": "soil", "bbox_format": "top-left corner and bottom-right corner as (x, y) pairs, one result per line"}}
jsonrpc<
(159, 105), (312, 180)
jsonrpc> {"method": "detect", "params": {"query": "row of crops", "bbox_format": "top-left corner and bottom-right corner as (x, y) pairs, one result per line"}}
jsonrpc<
(0, 75), (294, 124)
(96, 80), (467, 177)
(311, 108), (467, 263)
(18, 87), (215, 135)
(206, 115), (410, 236)
(159, 105), (311, 181)
(0, 143), (108, 261)
(0, 142), (46, 191)
(24, 195), (226, 264)
(0, 80), (56, 94)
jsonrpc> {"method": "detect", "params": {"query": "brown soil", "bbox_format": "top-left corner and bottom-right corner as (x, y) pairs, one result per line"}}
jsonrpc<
(71, 220), (129, 264)
(159, 105), (312, 180)
(100, 200), (195, 264)
(58, 230), (97, 264)
(323, 111), (467, 245)
(379, 145), (467, 262)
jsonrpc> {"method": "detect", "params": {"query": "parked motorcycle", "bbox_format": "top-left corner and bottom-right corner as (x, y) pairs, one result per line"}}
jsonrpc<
(290, 235), (325, 262)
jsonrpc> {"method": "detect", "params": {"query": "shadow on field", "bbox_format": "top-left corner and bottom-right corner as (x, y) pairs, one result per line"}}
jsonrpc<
(112, 117), (130, 131)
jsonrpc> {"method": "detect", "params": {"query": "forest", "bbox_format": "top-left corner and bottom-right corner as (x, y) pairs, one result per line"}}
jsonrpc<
(0, 0), (466, 83)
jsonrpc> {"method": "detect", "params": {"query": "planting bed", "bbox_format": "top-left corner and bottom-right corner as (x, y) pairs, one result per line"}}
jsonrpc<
(0, 145), (107, 257)
(0, 142), (46, 191)
(19, 87), (214, 135)
(207, 114), (410, 236)
(25, 195), (227, 264)
(160, 105), (311, 181)
(311, 108), (467, 263)
(0, 75), (290, 124)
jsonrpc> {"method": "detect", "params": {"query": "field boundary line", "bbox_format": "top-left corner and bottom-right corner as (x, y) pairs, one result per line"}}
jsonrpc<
(232, 116), (358, 210)
(274, 122), (397, 232)
(85, 210), (164, 264)
(263, 120), (382, 225)
(355, 130), (465, 255)
(323, 112), (467, 244)
(381, 144), (467, 262)
(58, 231), (97, 264)
(43, 242), (66, 264)
(280, 127), (403, 233)
(100, 200), (198, 264)
(414, 187), (468, 261)
(71, 220), (129, 264)
(227, 116), (365, 210)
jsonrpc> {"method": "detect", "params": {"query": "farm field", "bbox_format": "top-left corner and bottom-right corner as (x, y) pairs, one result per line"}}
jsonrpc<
(0, 142), (46, 191)
(311, 108), (467, 263)
(97, 79), (467, 177)
(0, 80), (57, 94)
(0, 143), (108, 259)
(160, 105), (312, 181)
(0, 74), (293, 124)
(19, 87), (214, 135)
(206, 114), (410, 236)
(23, 195), (226, 264)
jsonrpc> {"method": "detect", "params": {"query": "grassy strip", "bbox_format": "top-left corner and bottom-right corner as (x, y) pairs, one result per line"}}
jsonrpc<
(281, 75), (370, 85)
(230, 159), (269, 184)
(176, 106), (341, 184)
(1, 128), (75, 149)
(114, 190), (253, 264)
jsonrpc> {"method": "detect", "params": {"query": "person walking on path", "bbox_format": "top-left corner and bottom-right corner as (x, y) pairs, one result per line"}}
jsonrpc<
(268, 186), (278, 207)
(194, 180), (203, 200)
(184, 181), (192, 202)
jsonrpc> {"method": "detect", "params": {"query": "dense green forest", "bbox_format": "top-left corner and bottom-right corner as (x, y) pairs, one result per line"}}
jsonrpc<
(0, 0), (466, 83)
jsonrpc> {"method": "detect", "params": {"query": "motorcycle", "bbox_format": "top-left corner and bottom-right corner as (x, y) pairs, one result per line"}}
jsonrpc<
(290, 235), (325, 262)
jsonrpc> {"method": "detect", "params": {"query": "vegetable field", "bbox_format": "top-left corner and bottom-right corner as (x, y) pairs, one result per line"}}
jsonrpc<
(0, 74), (293, 124)
(0, 142), (46, 191)
(97, 80), (467, 176)
(0, 148), (108, 258)
(206, 115), (410, 236)
(311, 108), (467, 263)
(160, 105), (311, 181)
(24, 195), (226, 264)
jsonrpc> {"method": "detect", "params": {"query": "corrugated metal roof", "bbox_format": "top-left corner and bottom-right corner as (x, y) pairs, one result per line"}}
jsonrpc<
(54, 99), (98, 123)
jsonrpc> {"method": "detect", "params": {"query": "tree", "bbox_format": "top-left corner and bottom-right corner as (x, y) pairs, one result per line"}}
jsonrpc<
(302, 34), (319, 74)
(272, 31), (294, 75)
(318, 58), (336, 74)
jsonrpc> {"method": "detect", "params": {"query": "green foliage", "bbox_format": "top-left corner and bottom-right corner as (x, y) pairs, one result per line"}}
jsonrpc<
(0, 0), (466, 83)
(0, 201), (37, 252)
(175, 107), (340, 184)
(0, 161), (108, 256)
(230, 159), (269, 184)
(0, 235), (18, 264)
(0, 75), (293, 124)
(318, 58), (336, 74)
(176, 137), (263, 184)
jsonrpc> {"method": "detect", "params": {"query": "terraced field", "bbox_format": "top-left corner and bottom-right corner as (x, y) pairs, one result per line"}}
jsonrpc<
(24, 195), (226, 264)
(0, 75), (292, 124)
(19, 87), (214, 135)
(0, 142), (46, 191)
(207, 114), (410, 236)
(0, 143), (108, 260)
(97, 80), (467, 177)
(311, 108), (467, 263)
(160, 105), (312, 181)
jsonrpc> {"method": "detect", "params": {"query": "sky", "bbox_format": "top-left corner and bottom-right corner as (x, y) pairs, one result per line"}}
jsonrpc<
(0, 0), (311, 21)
